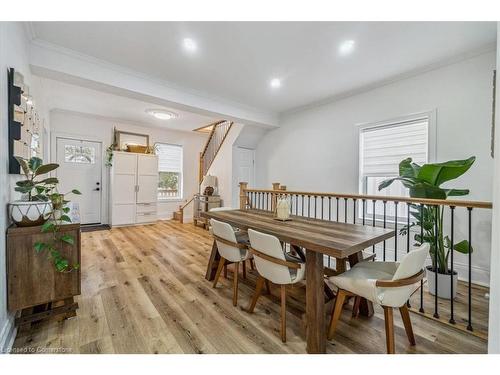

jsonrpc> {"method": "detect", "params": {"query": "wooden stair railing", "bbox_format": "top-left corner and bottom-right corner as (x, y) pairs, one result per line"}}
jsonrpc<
(199, 120), (233, 184)
(173, 196), (195, 224)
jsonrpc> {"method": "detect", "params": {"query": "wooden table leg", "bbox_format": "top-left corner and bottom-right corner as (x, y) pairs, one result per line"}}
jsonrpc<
(205, 240), (220, 281)
(348, 251), (374, 317)
(305, 249), (326, 354)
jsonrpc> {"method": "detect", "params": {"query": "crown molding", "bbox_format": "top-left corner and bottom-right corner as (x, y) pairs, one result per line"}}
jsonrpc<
(282, 42), (497, 118)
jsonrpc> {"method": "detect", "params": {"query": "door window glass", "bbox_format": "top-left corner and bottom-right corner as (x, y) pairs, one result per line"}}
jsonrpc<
(64, 145), (96, 164)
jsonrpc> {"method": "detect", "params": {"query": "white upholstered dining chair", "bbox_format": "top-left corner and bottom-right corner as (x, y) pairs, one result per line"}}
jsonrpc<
(211, 218), (252, 306)
(246, 229), (306, 342)
(328, 243), (429, 354)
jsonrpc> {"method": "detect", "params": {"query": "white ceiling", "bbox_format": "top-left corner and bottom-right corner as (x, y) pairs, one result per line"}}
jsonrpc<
(39, 78), (219, 131)
(31, 22), (497, 113)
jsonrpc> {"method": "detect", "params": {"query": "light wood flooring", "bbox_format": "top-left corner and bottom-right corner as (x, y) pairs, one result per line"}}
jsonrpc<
(13, 220), (488, 354)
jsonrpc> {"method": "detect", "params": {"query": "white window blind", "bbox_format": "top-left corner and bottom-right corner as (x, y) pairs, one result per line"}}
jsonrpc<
(156, 143), (182, 173)
(359, 117), (429, 220)
(360, 119), (428, 177)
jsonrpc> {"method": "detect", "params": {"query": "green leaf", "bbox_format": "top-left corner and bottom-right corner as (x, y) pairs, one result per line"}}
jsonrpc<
(399, 158), (421, 179)
(71, 189), (82, 195)
(453, 240), (473, 254)
(55, 259), (69, 272)
(38, 177), (59, 185)
(14, 186), (33, 194)
(15, 157), (30, 177)
(416, 156), (475, 187)
(34, 242), (47, 253)
(41, 221), (55, 233)
(378, 177), (416, 191)
(408, 182), (447, 199)
(34, 163), (59, 177)
(445, 189), (470, 197)
(60, 215), (72, 223)
(62, 207), (70, 213)
(28, 157), (43, 172)
(60, 234), (74, 245)
(16, 180), (34, 187)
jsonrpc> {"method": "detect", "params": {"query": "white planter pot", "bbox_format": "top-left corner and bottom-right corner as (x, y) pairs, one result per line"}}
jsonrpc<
(426, 266), (458, 300)
(9, 201), (52, 227)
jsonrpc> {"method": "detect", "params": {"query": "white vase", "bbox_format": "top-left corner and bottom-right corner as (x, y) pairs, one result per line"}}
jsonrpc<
(426, 266), (458, 300)
(9, 201), (52, 227)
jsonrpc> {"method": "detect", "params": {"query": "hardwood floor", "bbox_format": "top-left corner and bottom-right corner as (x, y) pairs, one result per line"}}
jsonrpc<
(13, 220), (487, 354)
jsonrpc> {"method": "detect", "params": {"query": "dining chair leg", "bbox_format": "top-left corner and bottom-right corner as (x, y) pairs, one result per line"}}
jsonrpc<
(224, 264), (228, 279)
(352, 296), (361, 318)
(328, 289), (347, 340)
(399, 305), (416, 346)
(265, 280), (271, 295)
(383, 306), (395, 354)
(250, 258), (255, 270)
(212, 258), (226, 288)
(280, 284), (287, 343)
(233, 262), (240, 306)
(247, 275), (265, 313)
(242, 261), (247, 279)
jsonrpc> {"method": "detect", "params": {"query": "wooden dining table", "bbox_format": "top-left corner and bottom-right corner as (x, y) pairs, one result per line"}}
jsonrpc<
(202, 209), (395, 353)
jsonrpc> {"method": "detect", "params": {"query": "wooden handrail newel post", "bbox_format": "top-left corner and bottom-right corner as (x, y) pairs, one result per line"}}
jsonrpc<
(239, 182), (248, 209)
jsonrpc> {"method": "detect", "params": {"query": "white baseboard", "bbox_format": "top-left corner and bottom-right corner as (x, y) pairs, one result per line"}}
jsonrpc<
(0, 314), (16, 354)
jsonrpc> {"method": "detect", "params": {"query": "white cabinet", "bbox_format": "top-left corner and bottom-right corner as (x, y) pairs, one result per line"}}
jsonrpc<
(110, 152), (158, 227)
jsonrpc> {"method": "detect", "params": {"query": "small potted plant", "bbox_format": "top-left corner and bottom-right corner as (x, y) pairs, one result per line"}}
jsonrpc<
(379, 157), (475, 300)
(9, 157), (59, 227)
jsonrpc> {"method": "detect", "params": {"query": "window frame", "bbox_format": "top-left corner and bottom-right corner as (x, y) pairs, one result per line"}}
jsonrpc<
(357, 110), (436, 222)
(155, 142), (183, 202)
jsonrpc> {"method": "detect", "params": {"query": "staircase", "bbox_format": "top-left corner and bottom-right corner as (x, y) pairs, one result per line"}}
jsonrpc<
(173, 120), (233, 223)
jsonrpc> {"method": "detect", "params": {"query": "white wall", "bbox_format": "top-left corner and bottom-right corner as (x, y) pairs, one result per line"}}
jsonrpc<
(0, 22), (33, 353)
(49, 110), (207, 223)
(488, 23), (500, 354)
(255, 51), (496, 285)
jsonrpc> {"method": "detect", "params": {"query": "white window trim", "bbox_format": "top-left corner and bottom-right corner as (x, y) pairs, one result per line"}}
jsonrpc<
(356, 110), (436, 223)
(155, 142), (183, 202)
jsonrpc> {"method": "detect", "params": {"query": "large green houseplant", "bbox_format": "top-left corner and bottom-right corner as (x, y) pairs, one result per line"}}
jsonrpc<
(10, 157), (81, 272)
(378, 156), (475, 299)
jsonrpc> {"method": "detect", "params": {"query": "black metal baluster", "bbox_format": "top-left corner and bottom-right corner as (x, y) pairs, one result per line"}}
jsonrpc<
(434, 205), (439, 319)
(321, 196), (324, 220)
(394, 201), (399, 261)
(295, 195), (298, 215)
(383, 201), (387, 261)
(362, 199), (366, 225)
(307, 196), (311, 218)
(353, 199), (356, 224)
(344, 198), (348, 223)
(336, 197), (339, 222)
(419, 204), (425, 313)
(328, 197), (332, 221)
(449, 206), (456, 324)
(314, 196), (317, 219)
(467, 207), (473, 331)
(372, 200), (376, 253)
(301, 195), (304, 217)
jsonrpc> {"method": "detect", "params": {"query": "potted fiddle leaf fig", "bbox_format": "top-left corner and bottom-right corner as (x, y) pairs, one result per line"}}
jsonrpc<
(378, 156), (475, 300)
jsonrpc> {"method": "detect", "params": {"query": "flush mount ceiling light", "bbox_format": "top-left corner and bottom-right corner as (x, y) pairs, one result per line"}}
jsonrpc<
(146, 109), (178, 120)
(339, 40), (356, 56)
(183, 38), (198, 53)
(269, 78), (282, 89)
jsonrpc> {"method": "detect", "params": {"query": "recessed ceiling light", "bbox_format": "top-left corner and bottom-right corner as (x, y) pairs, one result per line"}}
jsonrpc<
(270, 78), (281, 89)
(339, 40), (355, 56)
(183, 38), (197, 52)
(146, 109), (178, 120)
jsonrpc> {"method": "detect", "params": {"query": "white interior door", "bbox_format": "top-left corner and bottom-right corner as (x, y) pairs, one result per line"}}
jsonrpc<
(236, 147), (255, 186)
(56, 137), (102, 224)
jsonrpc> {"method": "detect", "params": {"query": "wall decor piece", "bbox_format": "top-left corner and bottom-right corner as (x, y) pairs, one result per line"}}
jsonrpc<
(114, 128), (150, 151)
(7, 68), (43, 174)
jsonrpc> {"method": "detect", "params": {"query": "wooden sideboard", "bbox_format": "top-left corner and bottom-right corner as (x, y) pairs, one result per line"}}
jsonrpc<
(6, 223), (81, 312)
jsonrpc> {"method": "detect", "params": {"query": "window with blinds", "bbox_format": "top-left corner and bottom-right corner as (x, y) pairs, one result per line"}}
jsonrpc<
(155, 143), (183, 200)
(359, 117), (429, 219)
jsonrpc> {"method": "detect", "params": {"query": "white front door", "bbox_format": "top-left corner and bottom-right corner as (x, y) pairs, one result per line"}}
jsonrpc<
(56, 137), (102, 224)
